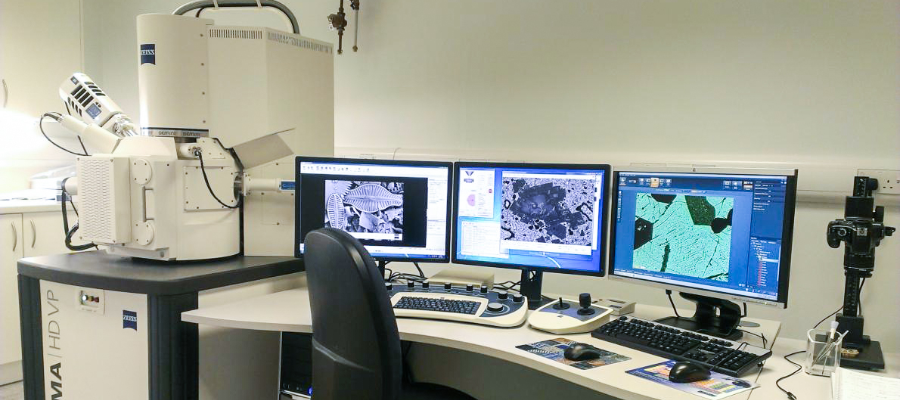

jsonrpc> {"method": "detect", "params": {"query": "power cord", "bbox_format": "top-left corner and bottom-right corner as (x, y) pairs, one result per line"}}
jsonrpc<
(193, 149), (241, 209)
(776, 351), (804, 400)
(666, 289), (681, 318)
(40, 112), (90, 156)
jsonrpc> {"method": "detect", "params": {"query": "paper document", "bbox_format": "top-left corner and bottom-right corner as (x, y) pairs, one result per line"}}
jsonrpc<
(832, 367), (900, 400)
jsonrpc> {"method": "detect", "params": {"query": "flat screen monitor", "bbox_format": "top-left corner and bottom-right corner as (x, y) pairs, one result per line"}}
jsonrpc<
(295, 157), (452, 262)
(452, 162), (610, 277)
(609, 169), (797, 309)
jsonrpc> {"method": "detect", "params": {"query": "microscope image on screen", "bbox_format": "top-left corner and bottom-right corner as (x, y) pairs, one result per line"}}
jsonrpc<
(325, 180), (405, 240)
(632, 194), (734, 282)
(500, 177), (596, 246)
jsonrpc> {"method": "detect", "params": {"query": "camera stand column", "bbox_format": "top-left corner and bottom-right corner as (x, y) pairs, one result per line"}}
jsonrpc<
(828, 176), (895, 370)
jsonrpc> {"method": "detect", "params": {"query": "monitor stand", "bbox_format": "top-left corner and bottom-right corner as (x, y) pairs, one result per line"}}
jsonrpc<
(655, 292), (743, 341)
(519, 269), (552, 310)
(378, 261), (388, 281)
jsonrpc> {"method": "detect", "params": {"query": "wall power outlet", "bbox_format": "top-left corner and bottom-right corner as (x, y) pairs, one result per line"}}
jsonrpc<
(858, 169), (900, 195)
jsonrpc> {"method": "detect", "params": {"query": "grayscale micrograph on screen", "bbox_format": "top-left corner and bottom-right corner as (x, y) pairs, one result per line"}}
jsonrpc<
(500, 177), (596, 246)
(633, 194), (733, 281)
(324, 180), (404, 237)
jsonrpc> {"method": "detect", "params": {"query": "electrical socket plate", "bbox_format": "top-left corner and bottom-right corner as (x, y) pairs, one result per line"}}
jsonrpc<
(858, 169), (900, 195)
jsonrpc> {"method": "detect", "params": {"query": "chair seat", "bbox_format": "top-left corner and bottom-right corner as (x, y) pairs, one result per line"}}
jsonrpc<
(401, 382), (476, 400)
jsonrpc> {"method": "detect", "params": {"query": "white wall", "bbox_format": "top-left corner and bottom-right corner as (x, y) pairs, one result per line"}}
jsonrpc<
(82, 0), (899, 353)
(0, 0), (86, 192)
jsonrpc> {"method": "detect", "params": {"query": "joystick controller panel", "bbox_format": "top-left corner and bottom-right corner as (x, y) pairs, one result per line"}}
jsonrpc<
(528, 294), (613, 334)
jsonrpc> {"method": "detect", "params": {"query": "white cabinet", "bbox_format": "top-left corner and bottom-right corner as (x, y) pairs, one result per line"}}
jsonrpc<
(0, 213), (24, 382)
(0, 209), (75, 385)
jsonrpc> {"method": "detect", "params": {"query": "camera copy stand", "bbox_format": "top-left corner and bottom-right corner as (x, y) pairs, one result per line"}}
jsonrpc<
(827, 176), (895, 370)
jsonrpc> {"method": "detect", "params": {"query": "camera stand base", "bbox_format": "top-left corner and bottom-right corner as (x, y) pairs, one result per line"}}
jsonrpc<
(841, 340), (885, 370)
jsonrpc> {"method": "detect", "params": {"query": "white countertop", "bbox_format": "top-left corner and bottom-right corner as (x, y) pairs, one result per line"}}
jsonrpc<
(0, 199), (69, 214)
(183, 286), (781, 400)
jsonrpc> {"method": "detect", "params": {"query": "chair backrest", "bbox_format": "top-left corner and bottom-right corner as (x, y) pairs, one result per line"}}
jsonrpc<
(304, 228), (402, 400)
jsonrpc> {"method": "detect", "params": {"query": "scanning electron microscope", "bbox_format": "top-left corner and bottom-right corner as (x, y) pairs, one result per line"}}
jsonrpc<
(18, 2), (334, 399)
(49, 3), (334, 261)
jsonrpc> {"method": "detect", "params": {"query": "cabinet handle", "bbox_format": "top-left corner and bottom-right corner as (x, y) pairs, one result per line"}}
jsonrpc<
(30, 220), (36, 248)
(1, 79), (7, 109)
(10, 223), (16, 251)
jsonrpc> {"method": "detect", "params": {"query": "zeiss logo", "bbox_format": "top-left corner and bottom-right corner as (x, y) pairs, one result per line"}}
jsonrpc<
(140, 44), (156, 65)
(123, 310), (138, 330)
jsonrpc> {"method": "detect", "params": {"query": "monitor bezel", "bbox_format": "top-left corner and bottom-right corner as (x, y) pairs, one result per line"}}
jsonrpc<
(451, 161), (612, 277)
(294, 156), (454, 263)
(607, 167), (798, 308)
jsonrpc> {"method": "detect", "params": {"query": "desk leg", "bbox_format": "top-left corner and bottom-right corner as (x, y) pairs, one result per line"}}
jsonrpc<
(149, 293), (199, 400)
(18, 275), (42, 400)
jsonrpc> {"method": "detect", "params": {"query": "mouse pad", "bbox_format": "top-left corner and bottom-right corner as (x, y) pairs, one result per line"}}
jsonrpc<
(515, 338), (630, 370)
(626, 360), (757, 399)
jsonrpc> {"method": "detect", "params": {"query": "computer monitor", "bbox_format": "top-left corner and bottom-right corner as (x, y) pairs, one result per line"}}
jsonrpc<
(452, 162), (611, 309)
(295, 157), (452, 265)
(608, 168), (797, 339)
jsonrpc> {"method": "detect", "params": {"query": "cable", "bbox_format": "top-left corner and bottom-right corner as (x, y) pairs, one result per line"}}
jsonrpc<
(858, 278), (865, 316)
(813, 278), (866, 329)
(59, 178), (97, 251)
(40, 113), (89, 156)
(776, 350), (804, 400)
(738, 329), (768, 349)
(412, 262), (425, 278)
(194, 149), (241, 209)
(666, 289), (681, 318)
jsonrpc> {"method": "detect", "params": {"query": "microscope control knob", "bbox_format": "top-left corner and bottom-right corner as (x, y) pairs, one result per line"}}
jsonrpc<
(444, 282), (452, 290)
(422, 280), (430, 289)
(487, 303), (504, 312)
(407, 281), (415, 289)
(480, 286), (489, 294)
(466, 284), (474, 292)
(385, 282), (393, 291)
(497, 290), (508, 300)
(512, 294), (524, 303)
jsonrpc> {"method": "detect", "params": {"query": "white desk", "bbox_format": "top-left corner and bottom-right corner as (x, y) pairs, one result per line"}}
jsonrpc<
(183, 286), (781, 400)
(747, 337), (900, 400)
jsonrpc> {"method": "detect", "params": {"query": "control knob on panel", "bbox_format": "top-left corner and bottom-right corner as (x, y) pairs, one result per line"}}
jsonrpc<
(513, 294), (524, 303)
(407, 281), (416, 289)
(444, 282), (452, 290)
(497, 290), (508, 300)
(487, 302), (504, 312)
(466, 284), (474, 292)
(422, 280), (430, 289)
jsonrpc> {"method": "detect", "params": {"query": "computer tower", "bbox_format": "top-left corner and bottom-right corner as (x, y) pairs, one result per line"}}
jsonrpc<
(278, 332), (314, 399)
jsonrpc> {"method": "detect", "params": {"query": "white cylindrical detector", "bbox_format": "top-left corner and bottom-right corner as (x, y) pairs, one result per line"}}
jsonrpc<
(137, 14), (212, 138)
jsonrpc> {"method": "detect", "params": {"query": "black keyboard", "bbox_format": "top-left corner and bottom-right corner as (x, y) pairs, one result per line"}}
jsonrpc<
(591, 316), (771, 377)
(393, 297), (479, 315)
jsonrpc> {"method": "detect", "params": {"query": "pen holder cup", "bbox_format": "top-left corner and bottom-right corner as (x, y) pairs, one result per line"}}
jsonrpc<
(804, 328), (845, 377)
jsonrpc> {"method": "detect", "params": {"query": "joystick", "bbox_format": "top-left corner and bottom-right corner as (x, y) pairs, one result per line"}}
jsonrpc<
(527, 293), (613, 334)
(577, 293), (595, 316)
(552, 297), (571, 310)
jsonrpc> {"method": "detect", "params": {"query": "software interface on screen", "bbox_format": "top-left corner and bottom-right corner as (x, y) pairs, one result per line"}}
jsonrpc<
(297, 160), (450, 260)
(454, 165), (606, 273)
(611, 172), (791, 301)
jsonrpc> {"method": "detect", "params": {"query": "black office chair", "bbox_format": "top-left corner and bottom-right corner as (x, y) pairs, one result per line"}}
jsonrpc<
(304, 228), (476, 400)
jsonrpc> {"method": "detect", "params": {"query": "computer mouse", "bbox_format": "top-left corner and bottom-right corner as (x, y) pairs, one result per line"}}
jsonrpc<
(668, 361), (711, 383)
(563, 343), (603, 361)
